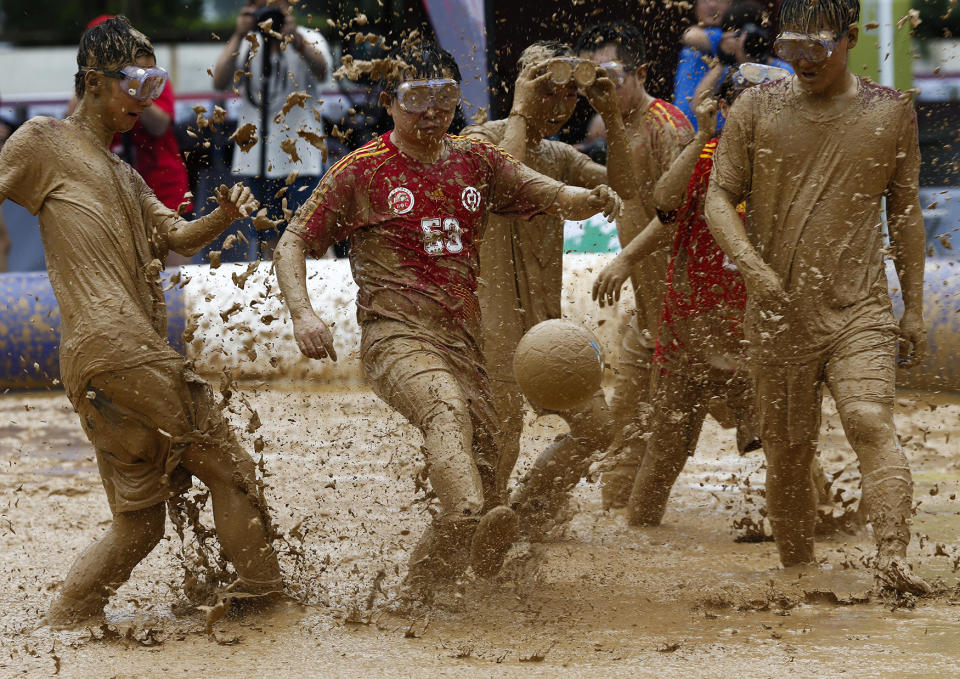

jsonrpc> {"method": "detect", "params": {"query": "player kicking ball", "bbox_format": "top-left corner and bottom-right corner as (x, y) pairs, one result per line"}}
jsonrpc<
(275, 42), (622, 593)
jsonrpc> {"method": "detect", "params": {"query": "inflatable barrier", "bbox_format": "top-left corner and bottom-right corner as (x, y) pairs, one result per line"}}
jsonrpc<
(0, 256), (957, 392)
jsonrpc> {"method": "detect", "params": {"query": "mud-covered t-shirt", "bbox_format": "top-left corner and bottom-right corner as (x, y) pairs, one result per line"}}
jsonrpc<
(711, 76), (918, 361)
(655, 138), (747, 378)
(0, 117), (185, 397)
(627, 99), (695, 342)
(462, 118), (605, 331)
(287, 131), (564, 358)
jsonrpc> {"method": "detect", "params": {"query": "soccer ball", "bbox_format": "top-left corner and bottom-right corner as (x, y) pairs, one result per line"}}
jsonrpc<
(512, 319), (604, 411)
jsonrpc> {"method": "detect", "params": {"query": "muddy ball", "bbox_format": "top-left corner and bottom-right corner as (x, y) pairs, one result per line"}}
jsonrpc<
(513, 319), (604, 411)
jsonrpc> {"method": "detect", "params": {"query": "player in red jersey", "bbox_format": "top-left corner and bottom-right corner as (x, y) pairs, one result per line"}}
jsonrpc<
(275, 43), (622, 592)
(593, 71), (768, 526)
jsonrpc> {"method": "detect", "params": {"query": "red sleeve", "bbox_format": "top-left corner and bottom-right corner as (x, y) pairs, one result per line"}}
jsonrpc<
(481, 143), (564, 220)
(286, 160), (363, 253)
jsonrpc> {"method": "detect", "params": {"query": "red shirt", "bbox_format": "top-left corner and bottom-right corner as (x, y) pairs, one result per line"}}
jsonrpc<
(654, 138), (747, 375)
(288, 131), (563, 356)
(110, 83), (191, 212)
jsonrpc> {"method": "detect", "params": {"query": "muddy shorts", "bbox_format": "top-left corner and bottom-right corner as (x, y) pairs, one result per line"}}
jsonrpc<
(754, 328), (897, 447)
(361, 322), (501, 511)
(71, 359), (236, 514)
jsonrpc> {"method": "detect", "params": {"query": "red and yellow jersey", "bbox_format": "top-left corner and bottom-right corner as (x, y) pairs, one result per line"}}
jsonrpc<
(288, 131), (563, 356)
(654, 138), (748, 376)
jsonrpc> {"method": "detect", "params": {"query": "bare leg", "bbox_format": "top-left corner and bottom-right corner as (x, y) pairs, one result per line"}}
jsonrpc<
(627, 371), (706, 526)
(47, 504), (165, 627)
(179, 441), (282, 591)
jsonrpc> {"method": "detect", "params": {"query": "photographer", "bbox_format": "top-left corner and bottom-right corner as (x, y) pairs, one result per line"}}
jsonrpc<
(211, 0), (331, 261)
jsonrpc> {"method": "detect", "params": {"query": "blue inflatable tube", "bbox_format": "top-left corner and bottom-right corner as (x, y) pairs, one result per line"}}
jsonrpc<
(0, 269), (185, 389)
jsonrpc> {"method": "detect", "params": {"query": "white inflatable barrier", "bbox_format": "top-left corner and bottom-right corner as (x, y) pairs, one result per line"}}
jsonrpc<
(183, 254), (630, 383)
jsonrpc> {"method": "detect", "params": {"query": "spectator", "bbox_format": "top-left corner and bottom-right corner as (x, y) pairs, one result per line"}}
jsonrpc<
(211, 0), (331, 261)
(673, 0), (733, 127)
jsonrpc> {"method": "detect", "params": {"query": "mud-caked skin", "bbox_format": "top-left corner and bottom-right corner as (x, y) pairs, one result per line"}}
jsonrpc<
(0, 17), (283, 627)
(705, 0), (930, 593)
(276, 43), (623, 589)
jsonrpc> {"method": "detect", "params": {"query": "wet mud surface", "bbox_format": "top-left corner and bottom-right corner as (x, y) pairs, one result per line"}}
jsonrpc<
(1, 386), (959, 678)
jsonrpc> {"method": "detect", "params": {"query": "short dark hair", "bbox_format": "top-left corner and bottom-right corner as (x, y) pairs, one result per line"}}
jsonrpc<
(75, 15), (154, 98)
(575, 21), (646, 68)
(381, 40), (462, 94)
(778, 0), (860, 36)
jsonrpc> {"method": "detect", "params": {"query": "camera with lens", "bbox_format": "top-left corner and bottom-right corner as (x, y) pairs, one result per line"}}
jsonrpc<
(254, 6), (286, 37)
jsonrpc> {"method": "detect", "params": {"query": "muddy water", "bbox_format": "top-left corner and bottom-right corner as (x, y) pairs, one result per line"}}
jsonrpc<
(1, 386), (959, 678)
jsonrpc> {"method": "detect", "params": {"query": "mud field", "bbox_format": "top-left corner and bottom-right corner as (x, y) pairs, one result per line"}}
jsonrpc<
(1, 384), (959, 678)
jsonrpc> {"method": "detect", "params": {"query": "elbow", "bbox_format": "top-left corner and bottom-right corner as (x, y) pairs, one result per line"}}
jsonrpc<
(653, 185), (681, 214)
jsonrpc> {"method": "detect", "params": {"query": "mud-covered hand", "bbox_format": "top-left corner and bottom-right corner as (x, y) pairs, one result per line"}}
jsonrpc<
(592, 255), (632, 308)
(292, 311), (338, 362)
(583, 74), (619, 119)
(897, 308), (927, 368)
(743, 264), (788, 308)
(511, 61), (554, 117)
(587, 185), (622, 222)
(693, 87), (719, 139)
(215, 183), (259, 220)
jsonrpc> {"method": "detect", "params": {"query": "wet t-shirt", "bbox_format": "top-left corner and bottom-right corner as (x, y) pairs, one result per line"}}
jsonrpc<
(463, 118), (605, 331)
(287, 131), (564, 361)
(0, 117), (185, 397)
(711, 76), (918, 361)
(627, 98), (695, 341)
(655, 138), (747, 378)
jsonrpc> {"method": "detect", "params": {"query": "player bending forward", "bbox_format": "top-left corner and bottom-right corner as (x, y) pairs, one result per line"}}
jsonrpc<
(705, 0), (930, 593)
(0, 17), (282, 626)
(275, 43), (622, 591)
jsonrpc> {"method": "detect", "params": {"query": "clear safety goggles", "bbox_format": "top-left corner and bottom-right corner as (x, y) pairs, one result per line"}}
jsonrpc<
(395, 79), (461, 114)
(773, 31), (840, 64)
(102, 65), (169, 100)
(733, 62), (791, 87)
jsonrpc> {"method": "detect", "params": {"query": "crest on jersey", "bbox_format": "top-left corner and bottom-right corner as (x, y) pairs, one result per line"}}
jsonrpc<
(388, 187), (415, 214)
(461, 186), (481, 213)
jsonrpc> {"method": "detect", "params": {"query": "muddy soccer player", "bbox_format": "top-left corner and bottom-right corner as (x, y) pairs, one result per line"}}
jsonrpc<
(704, 0), (930, 592)
(571, 22), (697, 511)
(0, 16), (282, 626)
(274, 42), (622, 589)
(594, 69), (777, 527)
(461, 41), (634, 534)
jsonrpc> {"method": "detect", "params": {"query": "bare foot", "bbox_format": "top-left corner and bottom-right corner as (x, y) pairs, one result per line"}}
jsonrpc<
(600, 463), (636, 510)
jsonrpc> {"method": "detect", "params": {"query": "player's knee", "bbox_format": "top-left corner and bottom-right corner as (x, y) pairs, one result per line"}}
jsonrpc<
(421, 397), (472, 436)
(114, 505), (165, 555)
(841, 401), (894, 450)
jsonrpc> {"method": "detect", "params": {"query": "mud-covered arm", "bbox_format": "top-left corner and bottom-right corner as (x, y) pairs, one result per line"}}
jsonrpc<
(498, 62), (555, 163)
(704, 93), (786, 306)
(885, 102), (927, 367)
(583, 74), (637, 199)
(593, 210), (673, 307)
(165, 184), (257, 256)
(274, 229), (337, 361)
(654, 88), (718, 213)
